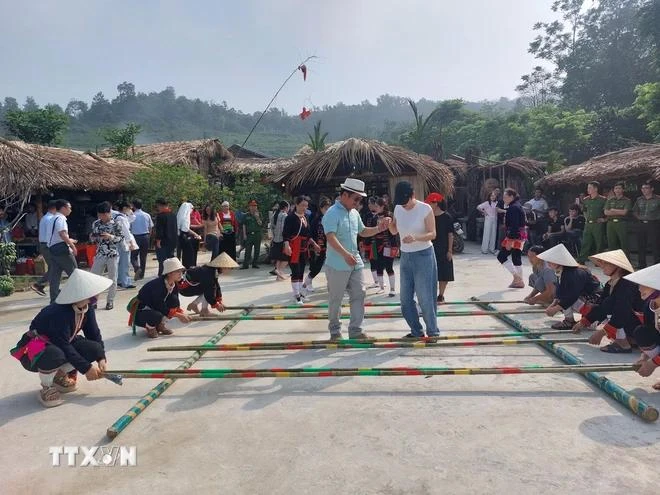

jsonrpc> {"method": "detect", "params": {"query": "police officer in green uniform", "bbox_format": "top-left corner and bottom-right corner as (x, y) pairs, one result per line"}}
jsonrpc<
(633, 181), (660, 268)
(578, 181), (607, 263)
(604, 182), (632, 252)
(241, 199), (263, 269)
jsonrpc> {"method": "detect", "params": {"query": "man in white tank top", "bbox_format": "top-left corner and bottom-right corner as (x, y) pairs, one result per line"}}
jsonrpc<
(389, 181), (439, 338)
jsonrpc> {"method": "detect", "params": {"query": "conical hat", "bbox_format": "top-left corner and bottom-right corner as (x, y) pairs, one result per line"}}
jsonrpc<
(624, 263), (660, 291)
(55, 269), (113, 304)
(207, 252), (239, 269)
(590, 250), (634, 273)
(536, 243), (578, 267)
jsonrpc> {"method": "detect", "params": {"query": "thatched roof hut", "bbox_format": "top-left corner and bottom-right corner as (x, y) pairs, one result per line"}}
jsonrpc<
(536, 144), (660, 190)
(273, 138), (455, 198)
(227, 144), (269, 159)
(0, 138), (145, 194)
(215, 156), (296, 177)
(112, 139), (232, 176)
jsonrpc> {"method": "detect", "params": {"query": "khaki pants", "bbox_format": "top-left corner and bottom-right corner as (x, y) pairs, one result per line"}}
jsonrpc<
(326, 266), (366, 338)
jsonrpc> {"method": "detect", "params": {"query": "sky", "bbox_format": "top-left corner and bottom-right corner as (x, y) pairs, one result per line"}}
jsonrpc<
(0, 0), (555, 114)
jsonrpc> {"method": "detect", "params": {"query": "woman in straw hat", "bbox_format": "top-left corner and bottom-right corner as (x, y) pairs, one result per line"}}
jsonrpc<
(179, 253), (237, 316)
(539, 243), (602, 330)
(624, 264), (660, 388)
(497, 188), (527, 288)
(128, 257), (191, 338)
(10, 269), (113, 408)
(523, 245), (557, 306)
(572, 250), (641, 353)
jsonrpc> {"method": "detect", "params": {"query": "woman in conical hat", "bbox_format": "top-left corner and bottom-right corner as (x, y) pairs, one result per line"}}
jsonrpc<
(129, 258), (191, 338)
(624, 264), (660, 388)
(572, 250), (641, 353)
(539, 243), (602, 330)
(10, 269), (112, 408)
(179, 253), (237, 316)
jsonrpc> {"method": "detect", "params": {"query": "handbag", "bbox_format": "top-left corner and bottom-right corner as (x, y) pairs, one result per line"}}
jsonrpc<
(48, 217), (70, 256)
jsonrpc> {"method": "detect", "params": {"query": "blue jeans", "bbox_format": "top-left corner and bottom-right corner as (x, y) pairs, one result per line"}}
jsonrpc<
(117, 248), (133, 286)
(400, 246), (439, 337)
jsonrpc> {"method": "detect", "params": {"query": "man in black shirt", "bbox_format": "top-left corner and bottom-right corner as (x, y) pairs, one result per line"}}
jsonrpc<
(154, 198), (178, 276)
(563, 204), (585, 254)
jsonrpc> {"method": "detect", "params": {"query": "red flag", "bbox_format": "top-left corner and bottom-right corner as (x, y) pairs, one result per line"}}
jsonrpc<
(298, 64), (307, 81)
(299, 107), (312, 120)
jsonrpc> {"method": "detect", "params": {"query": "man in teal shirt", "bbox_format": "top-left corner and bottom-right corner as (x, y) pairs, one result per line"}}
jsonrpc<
(322, 178), (391, 340)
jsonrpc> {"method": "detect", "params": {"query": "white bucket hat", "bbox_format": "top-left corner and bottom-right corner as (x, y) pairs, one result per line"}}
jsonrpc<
(162, 257), (186, 275)
(207, 252), (239, 269)
(590, 250), (634, 273)
(55, 269), (113, 304)
(340, 178), (367, 197)
(624, 263), (660, 291)
(537, 243), (578, 267)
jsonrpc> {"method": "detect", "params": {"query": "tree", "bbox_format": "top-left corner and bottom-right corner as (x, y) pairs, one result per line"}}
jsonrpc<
(633, 82), (660, 141)
(307, 120), (328, 152)
(101, 122), (142, 157)
(516, 66), (559, 107)
(65, 99), (89, 117)
(525, 0), (656, 109)
(23, 96), (39, 112)
(638, 0), (660, 71)
(4, 106), (69, 145)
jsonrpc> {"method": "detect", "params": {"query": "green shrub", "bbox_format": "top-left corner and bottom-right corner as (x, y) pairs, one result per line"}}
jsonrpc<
(0, 275), (15, 297)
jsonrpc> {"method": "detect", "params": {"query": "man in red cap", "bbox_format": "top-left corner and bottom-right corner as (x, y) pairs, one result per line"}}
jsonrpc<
(426, 192), (456, 303)
(241, 199), (263, 269)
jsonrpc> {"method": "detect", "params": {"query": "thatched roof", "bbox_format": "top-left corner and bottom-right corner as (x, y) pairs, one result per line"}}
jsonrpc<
(0, 138), (146, 193)
(227, 144), (269, 159)
(443, 158), (468, 182)
(489, 157), (547, 177)
(109, 139), (232, 176)
(273, 138), (455, 195)
(536, 145), (660, 189)
(216, 156), (296, 176)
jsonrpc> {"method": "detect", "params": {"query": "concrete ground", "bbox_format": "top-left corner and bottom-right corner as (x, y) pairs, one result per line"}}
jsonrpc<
(1, 243), (659, 494)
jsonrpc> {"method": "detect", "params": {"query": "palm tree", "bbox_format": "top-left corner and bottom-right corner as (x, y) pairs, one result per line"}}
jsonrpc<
(307, 120), (329, 152)
(405, 99), (445, 153)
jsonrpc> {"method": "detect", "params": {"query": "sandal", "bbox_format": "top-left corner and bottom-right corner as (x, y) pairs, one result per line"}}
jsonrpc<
(600, 342), (632, 354)
(550, 319), (576, 330)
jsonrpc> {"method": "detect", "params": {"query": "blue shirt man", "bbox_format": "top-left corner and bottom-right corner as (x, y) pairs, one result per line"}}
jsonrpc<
(321, 178), (390, 340)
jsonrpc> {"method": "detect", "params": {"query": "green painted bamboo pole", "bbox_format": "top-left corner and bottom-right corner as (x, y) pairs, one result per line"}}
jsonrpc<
(145, 328), (575, 352)
(105, 307), (252, 440)
(191, 308), (546, 321)
(105, 363), (638, 380)
(222, 300), (529, 310)
(146, 337), (589, 352)
(471, 297), (659, 422)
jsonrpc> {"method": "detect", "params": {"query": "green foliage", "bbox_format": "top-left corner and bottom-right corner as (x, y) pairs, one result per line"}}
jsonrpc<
(307, 120), (328, 152)
(0, 241), (17, 276)
(127, 165), (281, 219)
(128, 163), (217, 213)
(523, 106), (594, 167)
(633, 82), (660, 141)
(101, 122), (142, 157)
(3, 106), (68, 145)
(525, 0), (657, 110)
(0, 275), (14, 297)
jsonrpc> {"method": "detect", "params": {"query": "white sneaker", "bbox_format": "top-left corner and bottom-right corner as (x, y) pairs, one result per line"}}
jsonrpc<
(388, 290), (396, 298)
(295, 297), (304, 306)
(303, 283), (315, 293)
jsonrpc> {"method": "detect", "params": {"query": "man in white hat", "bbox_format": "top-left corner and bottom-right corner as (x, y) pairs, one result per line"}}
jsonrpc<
(10, 270), (113, 407)
(178, 253), (237, 316)
(322, 178), (391, 340)
(539, 244), (602, 330)
(572, 250), (641, 353)
(128, 258), (191, 338)
(624, 264), (660, 388)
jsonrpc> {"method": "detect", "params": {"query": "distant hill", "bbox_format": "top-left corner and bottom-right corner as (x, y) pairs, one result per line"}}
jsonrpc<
(1, 83), (519, 157)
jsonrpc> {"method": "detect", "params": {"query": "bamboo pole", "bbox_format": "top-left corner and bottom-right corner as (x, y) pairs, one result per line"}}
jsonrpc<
(146, 328), (575, 351)
(471, 297), (659, 422)
(105, 308), (252, 440)
(146, 337), (589, 353)
(190, 308), (547, 321)
(105, 363), (639, 380)
(221, 300), (529, 310)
